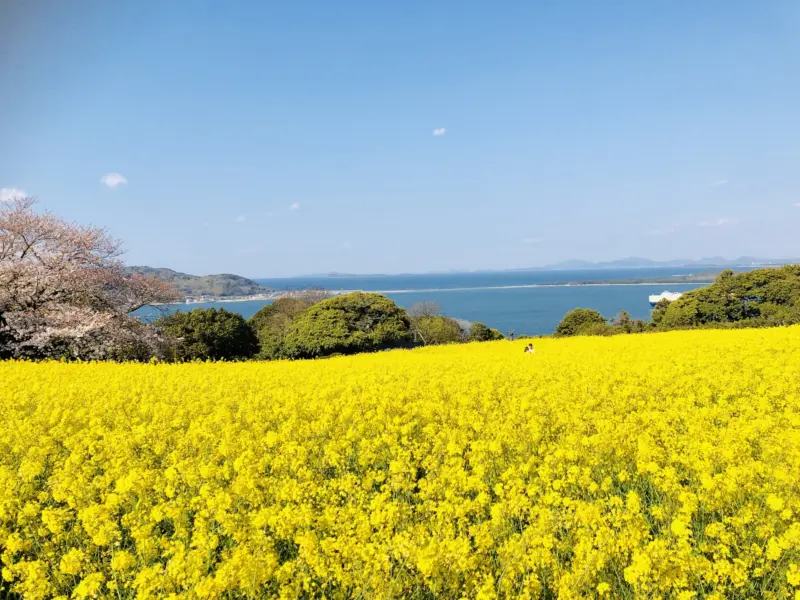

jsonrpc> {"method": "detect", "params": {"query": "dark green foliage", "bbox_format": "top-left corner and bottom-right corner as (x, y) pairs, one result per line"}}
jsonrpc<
(554, 308), (608, 337)
(283, 293), (412, 358)
(650, 298), (671, 327)
(658, 265), (800, 329)
(613, 310), (631, 329)
(468, 322), (505, 342)
(553, 308), (648, 337)
(249, 297), (316, 360)
(610, 310), (648, 334)
(250, 297), (311, 334)
(158, 308), (258, 361)
(0, 311), (14, 360)
(582, 322), (614, 336)
(554, 265), (800, 339)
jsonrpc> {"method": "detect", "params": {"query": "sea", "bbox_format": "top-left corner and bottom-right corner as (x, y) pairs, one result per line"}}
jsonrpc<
(139, 267), (711, 337)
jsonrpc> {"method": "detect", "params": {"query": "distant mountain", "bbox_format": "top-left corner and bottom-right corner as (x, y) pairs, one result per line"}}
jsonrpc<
(536, 257), (798, 271)
(125, 266), (270, 297)
(542, 259), (597, 270)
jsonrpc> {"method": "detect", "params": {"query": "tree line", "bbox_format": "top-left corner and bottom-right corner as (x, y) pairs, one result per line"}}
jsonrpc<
(158, 295), (504, 362)
(554, 265), (800, 337)
(0, 198), (503, 362)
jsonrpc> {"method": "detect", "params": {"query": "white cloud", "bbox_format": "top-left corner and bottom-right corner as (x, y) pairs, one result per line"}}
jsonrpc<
(235, 215), (246, 223)
(522, 236), (544, 245)
(100, 173), (128, 189)
(793, 202), (800, 207)
(432, 128), (446, 136)
(711, 179), (729, 187)
(341, 241), (353, 249)
(288, 202), (300, 211)
(697, 217), (738, 228)
(0, 187), (27, 203)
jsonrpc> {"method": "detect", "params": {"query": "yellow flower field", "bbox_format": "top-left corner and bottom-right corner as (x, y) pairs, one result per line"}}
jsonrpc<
(2, 328), (800, 599)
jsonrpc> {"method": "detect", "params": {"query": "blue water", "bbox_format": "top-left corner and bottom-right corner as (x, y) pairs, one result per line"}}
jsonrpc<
(139, 267), (710, 336)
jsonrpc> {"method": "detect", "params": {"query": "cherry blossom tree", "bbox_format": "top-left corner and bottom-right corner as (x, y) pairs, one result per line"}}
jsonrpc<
(0, 197), (182, 359)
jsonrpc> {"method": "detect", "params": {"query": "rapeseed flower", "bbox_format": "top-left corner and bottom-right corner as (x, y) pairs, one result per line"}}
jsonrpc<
(0, 327), (799, 598)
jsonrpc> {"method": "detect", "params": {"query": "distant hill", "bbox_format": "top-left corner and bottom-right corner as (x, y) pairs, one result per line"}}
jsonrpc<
(536, 257), (798, 271)
(125, 266), (270, 297)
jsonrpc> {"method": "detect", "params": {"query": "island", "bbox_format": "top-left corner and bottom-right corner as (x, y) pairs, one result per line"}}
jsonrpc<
(125, 266), (272, 302)
(551, 270), (723, 286)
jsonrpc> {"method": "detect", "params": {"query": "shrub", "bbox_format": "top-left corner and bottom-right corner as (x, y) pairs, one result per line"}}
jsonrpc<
(659, 266), (800, 328)
(283, 292), (412, 358)
(469, 322), (505, 342)
(411, 315), (465, 346)
(158, 308), (258, 361)
(249, 297), (316, 360)
(555, 308), (607, 337)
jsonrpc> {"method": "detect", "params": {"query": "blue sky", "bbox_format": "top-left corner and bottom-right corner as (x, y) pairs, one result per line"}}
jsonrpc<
(2, 0), (799, 277)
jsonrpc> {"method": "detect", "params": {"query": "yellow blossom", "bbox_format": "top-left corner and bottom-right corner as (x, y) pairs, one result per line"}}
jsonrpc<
(788, 563), (800, 587)
(58, 549), (85, 576)
(71, 573), (104, 599)
(110, 550), (136, 573)
(0, 327), (799, 598)
(767, 494), (785, 512)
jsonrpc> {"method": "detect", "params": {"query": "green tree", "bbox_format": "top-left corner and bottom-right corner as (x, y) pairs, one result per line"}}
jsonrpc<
(607, 310), (647, 334)
(650, 298), (672, 327)
(612, 310), (632, 331)
(657, 266), (800, 329)
(659, 296), (703, 329)
(283, 292), (412, 358)
(412, 315), (465, 346)
(407, 301), (465, 346)
(468, 322), (505, 342)
(158, 308), (258, 361)
(249, 297), (316, 359)
(555, 308), (608, 337)
(583, 321), (614, 336)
